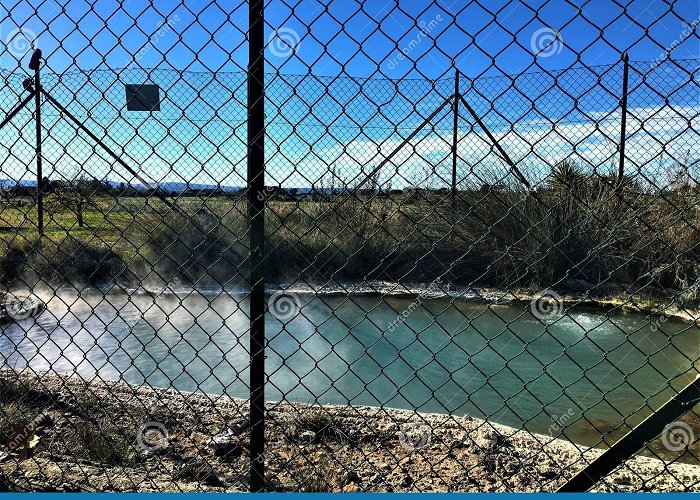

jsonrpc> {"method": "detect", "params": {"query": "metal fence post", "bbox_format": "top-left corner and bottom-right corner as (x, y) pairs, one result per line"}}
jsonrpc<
(31, 49), (44, 235)
(0, 1), (699, 493)
(451, 68), (460, 205)
(458, 94), (537, 197)
(618, 52), (629, 186)
(247, 0), (266, 491)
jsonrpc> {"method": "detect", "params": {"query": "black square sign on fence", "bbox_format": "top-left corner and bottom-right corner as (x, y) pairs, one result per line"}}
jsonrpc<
(125, 84), (161, 111)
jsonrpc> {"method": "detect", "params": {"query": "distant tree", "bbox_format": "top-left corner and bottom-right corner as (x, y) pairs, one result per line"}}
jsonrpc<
(97, 179), (114, 195)
(47, 174), (96, 228)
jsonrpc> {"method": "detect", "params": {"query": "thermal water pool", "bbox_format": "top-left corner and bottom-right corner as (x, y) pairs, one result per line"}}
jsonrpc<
(1, 290), (697, 450)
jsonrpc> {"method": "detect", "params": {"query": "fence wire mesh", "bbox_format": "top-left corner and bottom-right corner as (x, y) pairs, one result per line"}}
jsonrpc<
(0, 0), (699, 492)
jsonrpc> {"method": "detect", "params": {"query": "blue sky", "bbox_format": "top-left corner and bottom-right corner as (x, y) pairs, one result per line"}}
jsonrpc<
(0, 0), (698, 189)
(1, 0), (697, 76)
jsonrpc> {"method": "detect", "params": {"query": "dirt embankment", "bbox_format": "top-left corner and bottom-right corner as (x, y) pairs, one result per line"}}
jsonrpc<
(1, 371), (698, 492)
(278, 280), (700, 324)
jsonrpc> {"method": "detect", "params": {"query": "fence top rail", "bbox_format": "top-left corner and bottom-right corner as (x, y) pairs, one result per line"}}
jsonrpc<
(0, 56), (696, 84)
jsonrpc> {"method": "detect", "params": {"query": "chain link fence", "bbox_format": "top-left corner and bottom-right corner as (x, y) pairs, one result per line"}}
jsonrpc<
(0, 0), (699, 492)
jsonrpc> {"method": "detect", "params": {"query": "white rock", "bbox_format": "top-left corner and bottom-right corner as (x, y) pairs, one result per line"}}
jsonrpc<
(208, 433), (233, 451)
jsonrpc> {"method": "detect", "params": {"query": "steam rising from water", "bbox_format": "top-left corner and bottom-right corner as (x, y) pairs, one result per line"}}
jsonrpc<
(1, 291), (697, 450)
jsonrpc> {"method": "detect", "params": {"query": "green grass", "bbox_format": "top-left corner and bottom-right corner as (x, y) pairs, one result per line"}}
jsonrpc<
(0, 378), (38, 447)
(2, 182), (699, 302)
(0, 377), (134, 466)
(0, 401), (30, 442)
(74, 390), (104, 418)
(62, 423), (135, 466)
(291, 409), (348, 443)
(0, 377), (33, 405)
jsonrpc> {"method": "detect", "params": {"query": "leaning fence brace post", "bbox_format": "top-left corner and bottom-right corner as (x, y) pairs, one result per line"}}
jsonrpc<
(0, 90), (37, 130)
(617, 52), (630, 186)
(247, 0), (266, 492)
(458, 94), (537, 197)
(351, 95), (455, 196)
(30, 49), (44, 235)
(451, 68), (460, 205)
(559, 374), (700, 492)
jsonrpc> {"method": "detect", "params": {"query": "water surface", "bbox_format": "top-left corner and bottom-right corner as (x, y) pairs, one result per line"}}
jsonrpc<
(1, 290), (698, 449)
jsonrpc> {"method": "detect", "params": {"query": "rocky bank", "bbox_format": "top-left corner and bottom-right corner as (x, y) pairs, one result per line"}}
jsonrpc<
(0, 371), (698, 492)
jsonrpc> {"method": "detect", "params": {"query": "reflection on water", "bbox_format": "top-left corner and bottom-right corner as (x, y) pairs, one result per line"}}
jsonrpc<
(1, 290), (698, 451)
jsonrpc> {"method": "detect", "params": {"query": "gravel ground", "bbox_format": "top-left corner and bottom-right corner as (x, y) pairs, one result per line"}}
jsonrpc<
(1, 371), (698, 492)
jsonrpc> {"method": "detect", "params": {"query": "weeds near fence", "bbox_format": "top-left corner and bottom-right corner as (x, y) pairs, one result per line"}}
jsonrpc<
(2, 172), (698, 304)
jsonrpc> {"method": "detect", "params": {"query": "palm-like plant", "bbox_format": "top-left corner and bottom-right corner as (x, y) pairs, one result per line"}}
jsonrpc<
(548, 159), (586, 196)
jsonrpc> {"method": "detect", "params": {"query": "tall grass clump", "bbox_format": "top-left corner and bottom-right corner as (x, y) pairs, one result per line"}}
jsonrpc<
(139, 206), (248, 287)
(0, 235), (127, 287)
(1, 163), (697, 301)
